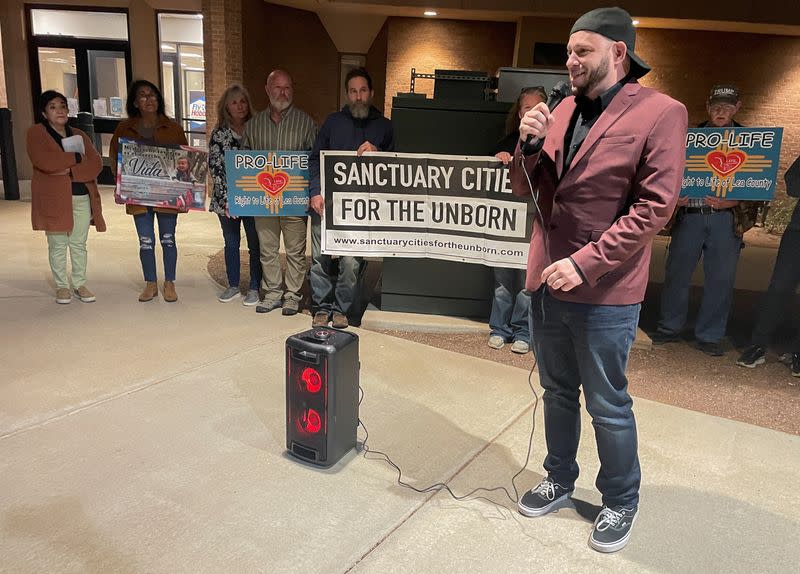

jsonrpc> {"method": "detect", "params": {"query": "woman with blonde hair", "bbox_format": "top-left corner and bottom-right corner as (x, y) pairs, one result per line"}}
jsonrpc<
(27, 90), (105, 304)
(208, 83), (262, 305)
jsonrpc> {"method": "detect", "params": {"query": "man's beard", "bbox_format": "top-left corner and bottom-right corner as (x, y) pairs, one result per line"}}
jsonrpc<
(572, 55), (609, 97)
(348, 100), (371, 119)
(270, 97), (290, 112)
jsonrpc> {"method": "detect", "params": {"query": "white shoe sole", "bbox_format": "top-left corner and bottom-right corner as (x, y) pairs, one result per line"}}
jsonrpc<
(218, 293), (241, 303)
(56, 298), (71, 304)
(736, 356), (765, 368)
(589, 512), (638, 553)
(518, 493), (573, 517)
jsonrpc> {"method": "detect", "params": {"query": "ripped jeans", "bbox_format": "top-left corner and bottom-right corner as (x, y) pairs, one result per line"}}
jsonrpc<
(133, 208), (178, 282)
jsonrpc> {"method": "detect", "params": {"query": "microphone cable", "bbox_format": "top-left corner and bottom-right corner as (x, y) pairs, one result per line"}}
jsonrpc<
(355, 156), (549, 509)
(356, 366), (539, 508)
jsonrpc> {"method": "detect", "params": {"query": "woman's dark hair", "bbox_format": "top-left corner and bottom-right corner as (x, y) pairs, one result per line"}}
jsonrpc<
(125, 79), (166, 118)
(344, 67), (373, 92)
(36, 90), (68, 124)
(505, 86), (548, 135)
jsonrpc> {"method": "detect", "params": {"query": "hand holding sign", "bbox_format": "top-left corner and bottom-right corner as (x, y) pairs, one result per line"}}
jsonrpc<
(356, 141), (378, 156)
(310, 195), (324, 217)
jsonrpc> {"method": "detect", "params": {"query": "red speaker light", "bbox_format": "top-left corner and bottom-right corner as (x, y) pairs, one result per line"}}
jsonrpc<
(301, 367), (322, 393)
(299, 408), (322, 434)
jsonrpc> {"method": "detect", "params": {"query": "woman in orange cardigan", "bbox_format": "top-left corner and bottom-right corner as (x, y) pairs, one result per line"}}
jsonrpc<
(110, 80), (187, 302)
(27, 90), (105, 304)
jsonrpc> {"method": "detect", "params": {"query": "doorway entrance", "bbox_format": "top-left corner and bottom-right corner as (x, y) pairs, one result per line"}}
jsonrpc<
(26, 7), (131, 182)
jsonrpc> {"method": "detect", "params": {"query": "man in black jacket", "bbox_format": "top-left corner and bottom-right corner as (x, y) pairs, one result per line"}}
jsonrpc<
(308, 68), (394, 328)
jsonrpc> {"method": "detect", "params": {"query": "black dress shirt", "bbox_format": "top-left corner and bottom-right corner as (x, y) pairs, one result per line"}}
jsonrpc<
(562, 79), (630, 172)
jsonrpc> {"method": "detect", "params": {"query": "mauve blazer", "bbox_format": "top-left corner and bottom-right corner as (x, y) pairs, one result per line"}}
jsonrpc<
(511, 82), (688, 305)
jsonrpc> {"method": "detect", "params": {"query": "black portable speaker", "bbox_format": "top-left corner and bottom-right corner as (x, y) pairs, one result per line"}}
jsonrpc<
(285, 328), (359, 467)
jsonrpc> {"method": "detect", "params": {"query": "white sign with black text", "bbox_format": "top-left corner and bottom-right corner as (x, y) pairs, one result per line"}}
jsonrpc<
(320, 151), (532, 268)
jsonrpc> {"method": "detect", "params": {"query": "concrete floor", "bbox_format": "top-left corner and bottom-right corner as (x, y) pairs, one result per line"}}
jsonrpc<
(1, 188), (798, 573)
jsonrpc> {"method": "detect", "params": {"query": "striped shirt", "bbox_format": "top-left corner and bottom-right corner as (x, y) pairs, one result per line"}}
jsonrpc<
(242, 105), (317, 151)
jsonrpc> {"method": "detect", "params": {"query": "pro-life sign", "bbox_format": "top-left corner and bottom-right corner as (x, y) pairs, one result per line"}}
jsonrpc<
(682, 127), (783, 200)
(225, 150), (310, 216)
(320, 152), (532, 268)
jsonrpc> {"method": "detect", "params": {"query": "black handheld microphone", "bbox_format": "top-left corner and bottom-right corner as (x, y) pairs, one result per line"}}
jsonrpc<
(520, 80), (572, 155)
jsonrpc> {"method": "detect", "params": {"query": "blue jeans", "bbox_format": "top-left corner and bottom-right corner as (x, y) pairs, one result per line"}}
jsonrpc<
(310, 214), (362, 315)
(133, 208), (178, 282)
(658, 210), (742, 343)
(489, 267), (530, 343)
(529, 288), (641, 508)
(218, 215), (262, 290)
(752, 228), (800, 350)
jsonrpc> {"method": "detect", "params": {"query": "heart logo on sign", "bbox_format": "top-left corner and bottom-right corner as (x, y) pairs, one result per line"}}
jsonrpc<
(706, 151), (746, 176)
(256, 171), (290, 196)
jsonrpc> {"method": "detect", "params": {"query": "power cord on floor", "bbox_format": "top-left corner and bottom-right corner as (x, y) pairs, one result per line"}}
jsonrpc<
(357, 358), (539, 508)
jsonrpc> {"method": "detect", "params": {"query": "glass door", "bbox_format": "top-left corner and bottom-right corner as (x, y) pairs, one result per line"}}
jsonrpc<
(88, 49), (128, 157)
(183, 67), (206, 147)
(161, 48), (180, 121)
(36, 47), (80, 117)
(27, 7), (131, 183)
(157, 13), (205, 147)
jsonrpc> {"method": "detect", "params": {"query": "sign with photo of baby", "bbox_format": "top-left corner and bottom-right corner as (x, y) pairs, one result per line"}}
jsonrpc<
(114, 139), (208, 211)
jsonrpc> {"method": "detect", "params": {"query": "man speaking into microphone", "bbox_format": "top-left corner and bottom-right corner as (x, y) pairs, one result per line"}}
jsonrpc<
(510, 7), (687, 552)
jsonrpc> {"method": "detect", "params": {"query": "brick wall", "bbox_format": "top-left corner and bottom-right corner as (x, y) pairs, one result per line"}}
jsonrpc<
(203, 0), (243, 131)
(384, 17), (517, 115)
(366, 22), (388, 115)
(637, 28), (800, 195)
(240, 0), (339, 125)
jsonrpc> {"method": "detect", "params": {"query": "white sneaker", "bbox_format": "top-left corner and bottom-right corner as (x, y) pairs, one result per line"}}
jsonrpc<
(488, 335), (505, 349)
(218, 286), (240, 303)
(511, 340), (530, 354)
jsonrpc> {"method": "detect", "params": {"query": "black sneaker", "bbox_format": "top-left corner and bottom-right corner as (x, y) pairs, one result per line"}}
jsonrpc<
(589, 505), (638, 553)
(695, 340), (724, 356)
(792, 353), (800, 377)
(736, 345), (766, 368)
(650, 330), (681, 345)
(518, 477), (574, 517)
